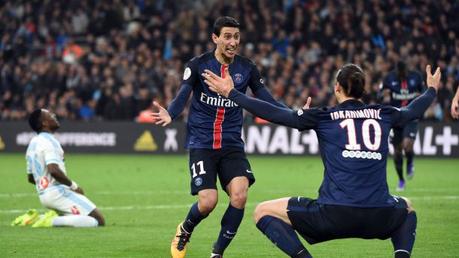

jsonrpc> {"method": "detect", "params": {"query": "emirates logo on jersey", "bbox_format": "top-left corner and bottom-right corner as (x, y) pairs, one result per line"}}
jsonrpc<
(200, 92), (238, 107)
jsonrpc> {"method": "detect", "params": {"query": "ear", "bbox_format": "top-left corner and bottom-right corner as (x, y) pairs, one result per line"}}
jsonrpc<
(212, 33), (219, 44)
(334, 82), (340, 93)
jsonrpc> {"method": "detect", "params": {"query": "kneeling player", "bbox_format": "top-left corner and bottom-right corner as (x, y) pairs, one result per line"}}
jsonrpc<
(12, 109), (105, 228)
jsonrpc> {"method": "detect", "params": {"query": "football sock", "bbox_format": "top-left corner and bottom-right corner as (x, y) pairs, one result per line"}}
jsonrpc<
(405, 151), (414, 170)
(394, 252), (410, 258)
(256, 215), (311, 258)
(52, 215), (98, 227)
(394, 153), (404, 181)
(213, 204), (244, 254)
(391, 211), (417, 258)
(183, 202), (208, 233)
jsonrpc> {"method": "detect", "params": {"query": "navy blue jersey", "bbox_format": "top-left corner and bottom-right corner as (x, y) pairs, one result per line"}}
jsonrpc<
(168, 51), (280, 149)
(382, 70), (425, 107)
(227, 87), (437, 207)
(295, 101), (398, 207)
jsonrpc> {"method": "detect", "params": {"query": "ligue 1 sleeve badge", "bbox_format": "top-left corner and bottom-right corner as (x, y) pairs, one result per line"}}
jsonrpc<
(183, 67), (192, 80)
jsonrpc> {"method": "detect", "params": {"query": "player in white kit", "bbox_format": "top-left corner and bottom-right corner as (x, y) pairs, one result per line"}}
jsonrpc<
(13, 109), (105, 227)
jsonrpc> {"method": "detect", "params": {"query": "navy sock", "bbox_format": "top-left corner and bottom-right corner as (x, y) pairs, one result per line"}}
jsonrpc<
(405, 151), (414, 169)
(394, 153), (404, 181)
(391, 211), (417, 257)
(256, 215), (311, 258)
(213, 204), (244, 254)
(182, 202), (207, 233)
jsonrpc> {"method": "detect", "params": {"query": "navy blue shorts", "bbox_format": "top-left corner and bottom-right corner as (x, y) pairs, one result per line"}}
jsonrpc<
(287, 197), (408, 244)
(188, 148), (255, 195)
(391, 120), (418, 145)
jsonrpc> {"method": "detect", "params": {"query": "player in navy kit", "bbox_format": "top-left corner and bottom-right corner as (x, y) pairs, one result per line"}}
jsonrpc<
(381, 62), (425, 191)
(152, 16), (285, 258)
(204, 63), (441, 258)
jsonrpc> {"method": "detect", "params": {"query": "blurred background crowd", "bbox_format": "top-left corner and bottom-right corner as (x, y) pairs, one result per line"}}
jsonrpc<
(1, 0), (458, 122)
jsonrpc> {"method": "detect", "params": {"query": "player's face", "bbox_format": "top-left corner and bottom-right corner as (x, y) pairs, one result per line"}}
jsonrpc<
(41, 109), (60, 131)
(213, 27), (240, 60)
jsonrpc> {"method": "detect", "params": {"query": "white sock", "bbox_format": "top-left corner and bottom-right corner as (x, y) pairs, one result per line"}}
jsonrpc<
(52, 215), (98, 227)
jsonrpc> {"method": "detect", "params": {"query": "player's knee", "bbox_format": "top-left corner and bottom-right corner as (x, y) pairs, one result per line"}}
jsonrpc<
(253, 202), (271, 223)
(198, 194), (218, 214)
(96, 215), (105, 226)
(230, 190), (247, 209)
(90, 209), (105, 226)
(401, 197), (415, 213)
(403, 144), (413, 153)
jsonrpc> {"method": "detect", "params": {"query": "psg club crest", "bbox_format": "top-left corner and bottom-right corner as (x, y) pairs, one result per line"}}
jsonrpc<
(194, 177), (203, 186)
(234, 73), (243, 84)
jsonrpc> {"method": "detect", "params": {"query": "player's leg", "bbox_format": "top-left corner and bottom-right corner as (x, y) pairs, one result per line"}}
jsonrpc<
(171, 149), (218, 258)
(403, 121), (418, 180)
(184, 189), (217, 232)
(35, 186), (100, 227)
(391, 197), (417, 258)
(392, 127), (405, 191)
(211, 176), (248, 257)
(254, 198), (311, 258)
(211, 148), (254, 257)
(210, 149), (255, 257)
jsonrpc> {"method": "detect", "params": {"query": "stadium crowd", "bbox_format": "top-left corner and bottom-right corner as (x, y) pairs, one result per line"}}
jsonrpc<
(1, 0), (458, 122)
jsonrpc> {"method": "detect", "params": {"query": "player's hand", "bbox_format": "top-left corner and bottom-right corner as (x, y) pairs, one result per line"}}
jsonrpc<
(302, 97), (312, 110)
(202, 67), (234, 97)
(451, 95), (459, 119)
(74, 186), (85, 195)
(426, 65), (441, 92)
(151, 101), (172, 127)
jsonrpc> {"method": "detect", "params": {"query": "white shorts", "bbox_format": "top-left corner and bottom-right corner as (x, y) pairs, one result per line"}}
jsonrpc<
(39, 185), (97, 216)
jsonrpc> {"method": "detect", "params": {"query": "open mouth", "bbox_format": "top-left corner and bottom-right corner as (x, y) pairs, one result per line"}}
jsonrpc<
(225, 47), (237, 56)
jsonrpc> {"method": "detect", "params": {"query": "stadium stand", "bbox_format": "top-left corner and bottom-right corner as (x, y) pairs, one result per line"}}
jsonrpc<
(0, 0), (458, 121)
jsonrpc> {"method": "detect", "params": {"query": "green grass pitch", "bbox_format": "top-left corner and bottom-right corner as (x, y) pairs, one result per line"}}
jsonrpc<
(1, 154), (458, 257)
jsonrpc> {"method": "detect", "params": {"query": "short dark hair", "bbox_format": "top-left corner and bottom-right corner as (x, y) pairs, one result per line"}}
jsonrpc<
(336, 64), (366, 99)
(28, 109), (43, 133)
(213, 16), (240, 36)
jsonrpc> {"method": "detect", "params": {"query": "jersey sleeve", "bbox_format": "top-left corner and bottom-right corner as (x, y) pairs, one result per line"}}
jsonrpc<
(390, 87), (436, 126)
(167, 58), (198, 120)
(228, 89), (318, 129)
(297, 108), (321, 130)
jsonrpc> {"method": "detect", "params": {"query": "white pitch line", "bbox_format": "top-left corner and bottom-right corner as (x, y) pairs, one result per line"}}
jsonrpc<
(1, 196), (458, 214)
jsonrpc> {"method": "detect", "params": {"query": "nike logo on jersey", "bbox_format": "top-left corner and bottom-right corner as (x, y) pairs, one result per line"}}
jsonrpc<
(246, 169), (252, 173)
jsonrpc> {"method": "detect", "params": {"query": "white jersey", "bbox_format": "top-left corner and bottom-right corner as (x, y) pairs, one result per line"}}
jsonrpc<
(26, 132), (67, 194)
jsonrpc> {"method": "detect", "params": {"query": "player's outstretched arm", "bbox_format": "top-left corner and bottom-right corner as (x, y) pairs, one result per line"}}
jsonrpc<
(151, 101), (172, 127)
(47, 164), (84, 195)
(395, 65), (440, 125)
(203, 68), (302, 128)
(451, 87), (459, 119)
